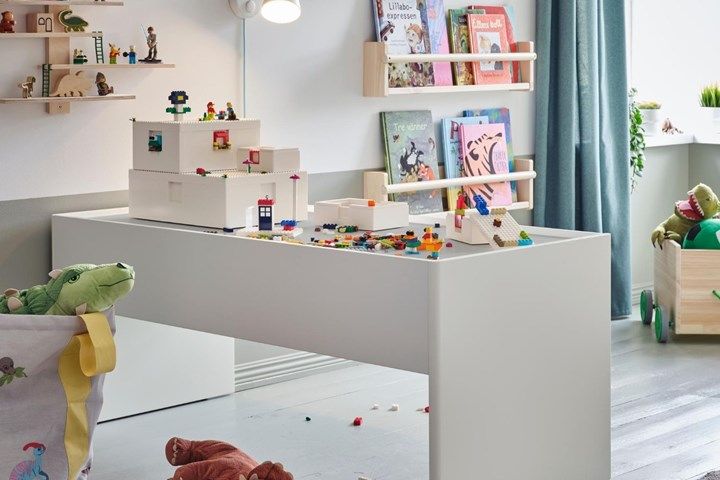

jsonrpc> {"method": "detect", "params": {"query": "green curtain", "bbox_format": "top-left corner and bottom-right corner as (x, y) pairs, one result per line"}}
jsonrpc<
(534, 0), (631, 318)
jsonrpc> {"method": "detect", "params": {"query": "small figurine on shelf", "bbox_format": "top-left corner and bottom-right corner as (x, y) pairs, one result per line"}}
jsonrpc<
(205, 102), (217, 121)
(0, 11), (15, 33)
(73, 49), (88, 64)
(123, 45), (137, 64)
(217, 110), (227, 121)
(404, 231), (420, 255)
(50, 71), (92, 97)
(95, 72), (114, 96)
(18, 76), (35, 99)
(226, 102), (238, 121)
(140, 25), (161, 64)
(108, 44), (121, 65)
(58, 10), (88, 32)
(166, 90), (191, 121)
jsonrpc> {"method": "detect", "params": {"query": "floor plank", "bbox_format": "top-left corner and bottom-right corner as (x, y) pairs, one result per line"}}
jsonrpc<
(91, 308), (720, 479)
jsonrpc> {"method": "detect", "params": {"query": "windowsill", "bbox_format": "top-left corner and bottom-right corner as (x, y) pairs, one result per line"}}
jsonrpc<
(645, 132), (720, 148)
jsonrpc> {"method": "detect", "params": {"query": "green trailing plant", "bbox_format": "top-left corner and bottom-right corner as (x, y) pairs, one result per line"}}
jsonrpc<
(637, 101), (662, 110)
(700, 84), (720, 108)
(629, 88), (646, 192)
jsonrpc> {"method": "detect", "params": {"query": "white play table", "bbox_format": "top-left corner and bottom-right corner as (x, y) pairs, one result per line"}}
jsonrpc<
(52, 208), (610, 479)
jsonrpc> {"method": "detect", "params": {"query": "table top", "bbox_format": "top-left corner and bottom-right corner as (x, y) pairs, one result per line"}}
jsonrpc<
(55, 208), (603, 263)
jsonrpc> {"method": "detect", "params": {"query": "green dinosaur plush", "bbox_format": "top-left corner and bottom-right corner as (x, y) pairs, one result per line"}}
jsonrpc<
(0, 263), (134, 315)
(651, 184), (720, 248)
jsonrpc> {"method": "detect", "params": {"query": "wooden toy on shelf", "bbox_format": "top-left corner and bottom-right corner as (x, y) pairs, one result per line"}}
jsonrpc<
(18, 76), (36, 98)
(0, 10), (15, 33)
(51, 71), (92, 97)
(58, 9), (88, 32)
(95, 72), (113, 96)
(26, 12), (53, 33)
(363, 41), (536, 97)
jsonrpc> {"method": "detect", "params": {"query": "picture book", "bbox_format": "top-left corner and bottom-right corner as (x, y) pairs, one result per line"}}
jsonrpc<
(441, 116), (489, 209)
(467, 13), (512, 85)
(447, 8), (485, 86)
(425, 0), (452, 86)
(381, 111), (444, 215)
(459, 123), (512, 207)
(468, 5), (518, 81)
(464, 108), (516, 201)
(372, 0), (434, 88)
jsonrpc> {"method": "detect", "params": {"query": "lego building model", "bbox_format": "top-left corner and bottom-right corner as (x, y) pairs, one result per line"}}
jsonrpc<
(446, 195), (533, 249)
(313, 198), (409, 231)
(129, 92), (309, 230)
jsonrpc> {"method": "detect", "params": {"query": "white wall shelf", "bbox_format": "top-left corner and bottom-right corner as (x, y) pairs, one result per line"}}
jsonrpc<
(363, 41), (536, 97)
(0, 0), (123, 5)
(0, 31), (103, 38)
(0, 94), (135, 103)
(45, 63), (175, 70)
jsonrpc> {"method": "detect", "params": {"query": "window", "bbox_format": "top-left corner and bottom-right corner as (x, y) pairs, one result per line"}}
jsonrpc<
(213, 130), (231, 150)
(148, 130), (163, 152)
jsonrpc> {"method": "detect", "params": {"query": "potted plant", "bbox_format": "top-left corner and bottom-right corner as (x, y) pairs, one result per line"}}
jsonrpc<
(629, 89), (647, 192)
(636, 100), (662, 136)
(700, 83), (720, 132)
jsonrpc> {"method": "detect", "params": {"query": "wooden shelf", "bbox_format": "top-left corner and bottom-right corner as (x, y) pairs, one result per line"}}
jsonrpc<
(47, 63), (175, 70)
(0, 94), (135, 103)
(0, 31), (103, 38)
(363, 41), (536, 97)
(0, 0), (123, 5)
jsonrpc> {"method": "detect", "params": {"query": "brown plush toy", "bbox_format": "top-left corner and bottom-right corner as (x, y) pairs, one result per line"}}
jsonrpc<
(165, 437), (294, 480)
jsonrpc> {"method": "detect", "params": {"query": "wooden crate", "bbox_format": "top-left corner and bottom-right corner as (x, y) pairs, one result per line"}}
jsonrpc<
(655, 240), (720, 334)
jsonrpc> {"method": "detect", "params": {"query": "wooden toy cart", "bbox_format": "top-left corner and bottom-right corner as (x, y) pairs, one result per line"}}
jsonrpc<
(640, 240), (720, 342)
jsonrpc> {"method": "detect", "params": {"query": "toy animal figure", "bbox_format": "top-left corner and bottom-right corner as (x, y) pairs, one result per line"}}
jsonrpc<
(652, 183), (720, 248)
(108, 43), (121, 64)
(165, 437), (293, 480)
(1, 11), (15, 33)
(0, 263), (134, 315)
(9, 443), (48, 480)
(18, 76), (35, 99)
(58, 9), (87, 32)
(95, 72), (114, 96)
(51, 71), (93, 97)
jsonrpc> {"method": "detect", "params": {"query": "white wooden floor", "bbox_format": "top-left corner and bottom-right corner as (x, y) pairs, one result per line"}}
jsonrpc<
(91, 312), (720, 480)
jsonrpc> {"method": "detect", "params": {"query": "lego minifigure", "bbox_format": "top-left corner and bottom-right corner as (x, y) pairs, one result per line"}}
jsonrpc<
(140, 26), (160, 63)
(123, 45), (137, 64)
(108, 44), (121, 65)
(206, 102), (216, 121)
(226, 102), (238, 120)
(73, 49), (88, 64)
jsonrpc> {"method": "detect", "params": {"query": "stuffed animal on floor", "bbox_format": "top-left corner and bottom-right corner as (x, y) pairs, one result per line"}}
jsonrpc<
(651, 183), (720, 248)
(0, 263), (134, 315)
(165, 437), (293, 480)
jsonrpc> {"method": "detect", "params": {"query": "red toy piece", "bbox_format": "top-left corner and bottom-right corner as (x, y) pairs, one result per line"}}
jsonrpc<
(353, 416), (363, 426)
(424, 406), (431, 413)
(165, 437), (293, 480)
(196, 167), (206, 175)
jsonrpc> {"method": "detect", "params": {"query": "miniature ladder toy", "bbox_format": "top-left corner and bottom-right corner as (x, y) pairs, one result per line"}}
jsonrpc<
(94, 34), (105, 63)
(41, 63), (51, 98)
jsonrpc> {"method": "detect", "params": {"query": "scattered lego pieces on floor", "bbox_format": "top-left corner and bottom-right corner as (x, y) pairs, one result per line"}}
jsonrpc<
(353, 417), (363, 426)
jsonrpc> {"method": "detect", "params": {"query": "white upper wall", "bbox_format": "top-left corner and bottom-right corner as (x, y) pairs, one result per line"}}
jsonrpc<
(631, 0), (720, 132)
(245, 0), (536, 174)
(0, 0), (242, 202)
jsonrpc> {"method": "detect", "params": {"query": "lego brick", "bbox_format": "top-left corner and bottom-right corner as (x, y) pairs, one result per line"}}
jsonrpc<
(313, 198), (409, 231)
(237, 146), (300, 173)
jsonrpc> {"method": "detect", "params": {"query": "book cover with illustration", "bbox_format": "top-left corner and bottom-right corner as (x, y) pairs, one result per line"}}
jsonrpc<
(469, 5), (518, 81)
(381, 111), (443, 215)
(425, 0), (452, 86)
(467, 13), (512, 85)
(373, 0), (434, 88)
(448, 8), (485, 86)
(464, 108), (516, 201)
(441, 116), (489, 208)
(459, 123), (512, 207)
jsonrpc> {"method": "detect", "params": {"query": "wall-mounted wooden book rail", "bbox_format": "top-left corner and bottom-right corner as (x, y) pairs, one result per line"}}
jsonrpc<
(364, 158), (536, 210)
(363, 41), (536, 97)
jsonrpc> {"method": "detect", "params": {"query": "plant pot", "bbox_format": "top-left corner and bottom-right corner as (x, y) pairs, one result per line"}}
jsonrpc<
(703, 107), (720, 133)
(640, 108), (661, 135)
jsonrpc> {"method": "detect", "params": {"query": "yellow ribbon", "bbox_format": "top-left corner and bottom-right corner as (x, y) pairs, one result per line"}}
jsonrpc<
(58, 313), (116, 479)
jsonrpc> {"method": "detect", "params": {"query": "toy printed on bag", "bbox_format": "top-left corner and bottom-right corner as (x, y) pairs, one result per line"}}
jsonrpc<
(18, 76), (35, 99)
(651, 184), (720, 248)
(9, 443), (48, 480)
(108, 43), (121, 64)
(95, 72), (114, 96)
(58, 9), (88, 32)
(165, 437), (293, 480)
(0, 357), (27, 387)
(0, 11), (16, 33)
(139, 25), (161, 63)
(73, 49), (88, 64)
(0, 263), (134, 316)
(51, 71), (93, 97)
(166, 90), (191, 120)
(123, 45), (137, 64)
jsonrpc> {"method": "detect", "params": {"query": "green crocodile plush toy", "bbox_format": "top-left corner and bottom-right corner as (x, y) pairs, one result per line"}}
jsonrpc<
(0, 263), (135, 316)
(651, 184), (720, 248)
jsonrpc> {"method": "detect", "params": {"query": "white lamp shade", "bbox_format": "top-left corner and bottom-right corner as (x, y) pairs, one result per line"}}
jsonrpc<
(261, 0), (301, 24)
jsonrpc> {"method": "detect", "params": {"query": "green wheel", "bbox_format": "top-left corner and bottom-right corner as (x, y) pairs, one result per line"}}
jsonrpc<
(640, 290), (653, 325)
(654, 306), (669, 343)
